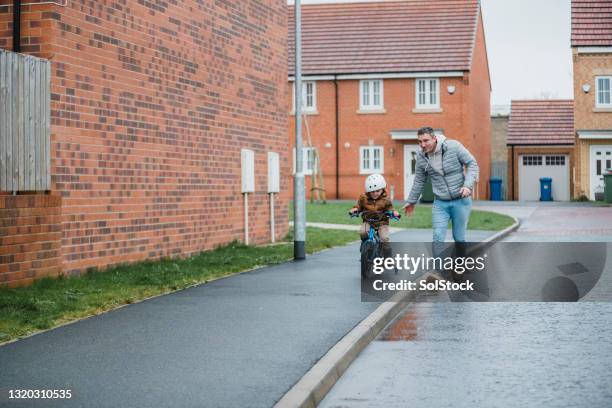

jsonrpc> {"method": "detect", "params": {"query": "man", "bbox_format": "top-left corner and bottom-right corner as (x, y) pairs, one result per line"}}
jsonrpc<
(403, 127), (479, 243)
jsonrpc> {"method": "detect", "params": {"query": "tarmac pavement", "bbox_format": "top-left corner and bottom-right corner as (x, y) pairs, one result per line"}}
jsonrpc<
(0, 227), (495, 408)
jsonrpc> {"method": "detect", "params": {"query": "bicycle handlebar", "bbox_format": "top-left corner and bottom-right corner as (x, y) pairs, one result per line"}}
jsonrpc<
(349, 210), (401, 221)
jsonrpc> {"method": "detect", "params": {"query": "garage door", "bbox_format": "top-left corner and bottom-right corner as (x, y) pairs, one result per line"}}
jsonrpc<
(518, 154), (570, 201)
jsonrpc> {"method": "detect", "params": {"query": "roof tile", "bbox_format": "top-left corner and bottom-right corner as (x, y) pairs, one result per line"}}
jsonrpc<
(288, 0), (480, 75)
(507, 100), (575, 145)
(571, 0), (612, 46)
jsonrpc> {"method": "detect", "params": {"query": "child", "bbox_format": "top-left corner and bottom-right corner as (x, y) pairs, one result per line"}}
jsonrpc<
(349, 174), (399, 247)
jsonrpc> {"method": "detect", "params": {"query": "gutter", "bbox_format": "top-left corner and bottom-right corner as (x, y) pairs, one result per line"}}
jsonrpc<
(334, 74), (339, 199)
(12, 0), (20, 52)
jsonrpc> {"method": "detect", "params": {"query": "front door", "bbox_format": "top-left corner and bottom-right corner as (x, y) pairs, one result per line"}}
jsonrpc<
(404, 144), (419, 200)
(590, 145), (612, 199)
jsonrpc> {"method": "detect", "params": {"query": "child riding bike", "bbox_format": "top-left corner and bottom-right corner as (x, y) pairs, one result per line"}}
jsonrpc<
(349, 174), (400, 257)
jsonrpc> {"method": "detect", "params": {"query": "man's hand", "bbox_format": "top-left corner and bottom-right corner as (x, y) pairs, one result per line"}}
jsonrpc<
(392, 210), (400, 218)
(403, 203), (415, 216)
(349, 208), (358, 216)
(459, 187), (472, 198)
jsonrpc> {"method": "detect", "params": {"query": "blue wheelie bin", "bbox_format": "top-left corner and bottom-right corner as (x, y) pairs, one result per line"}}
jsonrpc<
(489, 178), (502, 201)
(540, 177), (552, 201)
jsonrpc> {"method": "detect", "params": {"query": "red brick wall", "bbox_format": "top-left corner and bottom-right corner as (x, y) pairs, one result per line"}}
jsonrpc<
(288, 8), (491, 202)
(466, 10), (492, 199)
(289, 74), (485, 201)
(0, 194), (62, 288)
(1, 0), (289, 282)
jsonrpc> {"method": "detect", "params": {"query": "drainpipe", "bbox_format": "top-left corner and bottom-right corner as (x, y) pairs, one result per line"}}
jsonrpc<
(13, 0), (21, 52)
(511, 145), (515, 200)
(334, 74), (339, 199)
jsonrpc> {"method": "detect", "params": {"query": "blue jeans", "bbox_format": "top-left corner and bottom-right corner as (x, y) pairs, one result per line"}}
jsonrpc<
(432, 197), (472, 242)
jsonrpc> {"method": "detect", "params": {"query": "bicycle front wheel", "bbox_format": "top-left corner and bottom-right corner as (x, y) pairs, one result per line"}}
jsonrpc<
(361, 241), (378, 279)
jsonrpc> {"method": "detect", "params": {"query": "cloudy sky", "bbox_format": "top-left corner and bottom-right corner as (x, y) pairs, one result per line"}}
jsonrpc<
(288, 0), (574, 108)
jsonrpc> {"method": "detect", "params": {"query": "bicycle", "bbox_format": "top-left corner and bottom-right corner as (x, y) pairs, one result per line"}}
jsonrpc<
(349, 210), (401, 279)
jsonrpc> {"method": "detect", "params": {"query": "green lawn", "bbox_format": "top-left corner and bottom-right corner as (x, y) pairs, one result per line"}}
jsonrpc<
(0, 227), (356, 344)
(291, 201), (515, 231)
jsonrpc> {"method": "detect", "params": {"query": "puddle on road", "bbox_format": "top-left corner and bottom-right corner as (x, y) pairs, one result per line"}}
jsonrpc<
(377, 290), (448, 341)
(379, 309), (418, 341)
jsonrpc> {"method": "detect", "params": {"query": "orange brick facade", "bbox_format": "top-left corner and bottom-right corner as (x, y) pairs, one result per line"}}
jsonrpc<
(288, 13), (491, 202)
(572, 49), (612, 199)
(1, 0), (289, 286)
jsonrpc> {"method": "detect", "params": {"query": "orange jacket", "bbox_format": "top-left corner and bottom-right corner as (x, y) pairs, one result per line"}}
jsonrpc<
(351, 191), (394, 226)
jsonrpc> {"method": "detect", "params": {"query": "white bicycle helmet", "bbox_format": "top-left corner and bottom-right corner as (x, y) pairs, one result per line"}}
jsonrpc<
(365, 174), (386, 192)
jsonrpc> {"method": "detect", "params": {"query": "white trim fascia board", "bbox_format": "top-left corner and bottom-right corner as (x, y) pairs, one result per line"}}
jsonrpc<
(288, 72), (464, 81)
(390, 128), (444, 140)
(577, 130), (612, 139)
(288, 75), (335, 81)
(577, 47), (612, 54)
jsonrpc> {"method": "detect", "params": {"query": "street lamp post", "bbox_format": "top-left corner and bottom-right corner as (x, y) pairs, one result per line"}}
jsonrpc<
(293, 0), (306, 260)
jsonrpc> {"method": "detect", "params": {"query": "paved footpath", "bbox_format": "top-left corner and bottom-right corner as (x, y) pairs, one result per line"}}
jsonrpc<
(0, 228), (493, 408)
(320, 202), (612, 408)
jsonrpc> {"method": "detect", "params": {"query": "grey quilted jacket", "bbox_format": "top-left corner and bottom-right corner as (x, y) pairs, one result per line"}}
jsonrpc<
(406, 134), (479, 203)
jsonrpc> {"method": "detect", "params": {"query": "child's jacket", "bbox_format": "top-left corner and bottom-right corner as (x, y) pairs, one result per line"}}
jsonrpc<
(352, 192), (394, 226)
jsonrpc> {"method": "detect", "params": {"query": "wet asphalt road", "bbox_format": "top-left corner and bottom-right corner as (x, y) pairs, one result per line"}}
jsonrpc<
(0, 227), (493, 408)
(321, 203), (612, 408)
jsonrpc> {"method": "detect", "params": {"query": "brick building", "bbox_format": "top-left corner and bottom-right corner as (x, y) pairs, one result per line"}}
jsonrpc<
(571, 0), (612, 199)
(287, 0), (491, 202)
(0, 0), (289, 287)
(507, 100), (575, 201)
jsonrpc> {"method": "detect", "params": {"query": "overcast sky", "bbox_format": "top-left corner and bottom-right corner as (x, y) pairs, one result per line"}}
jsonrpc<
(288, 0), (574, 108)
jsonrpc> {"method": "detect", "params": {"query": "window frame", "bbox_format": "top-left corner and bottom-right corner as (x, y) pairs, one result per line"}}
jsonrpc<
(596, 76), (612, 108)
(359, 79), (384, 110)
(292, 146), (316, 175)
(359, 146), (384, 174)
(415, 78), (440, 109)
(292, 81), (317, 113)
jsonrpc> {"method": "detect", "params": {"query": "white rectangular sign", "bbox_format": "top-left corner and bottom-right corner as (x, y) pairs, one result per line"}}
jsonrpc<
(267, 152), (280, 193)
(241, 149), (255, 193)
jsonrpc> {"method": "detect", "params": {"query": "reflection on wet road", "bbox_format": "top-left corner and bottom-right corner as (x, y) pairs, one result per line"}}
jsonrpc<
(321, 204), (612, 408)
(321, 294), (612, 408)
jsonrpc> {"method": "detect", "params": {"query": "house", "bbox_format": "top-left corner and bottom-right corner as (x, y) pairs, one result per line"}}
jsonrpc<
(287, 0), (491, 201)
(571, 0), (612, 200)
(0, 0), (289, 287)
(507, 100), (575, 201)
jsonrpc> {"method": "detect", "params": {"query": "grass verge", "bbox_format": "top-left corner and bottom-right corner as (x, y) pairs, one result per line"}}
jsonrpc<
(0, 227), (356, 344)
(291, 202), (515, 231)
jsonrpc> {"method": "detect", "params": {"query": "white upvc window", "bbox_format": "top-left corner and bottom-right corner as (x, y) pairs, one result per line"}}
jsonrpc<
(292, 146), (316, 175)
(416, 78), (440, 108)
(359, 146), (384, 174)
(292, 81), (317, 113)
(359, 80), (383, 110)
(596, 76), (612, 107)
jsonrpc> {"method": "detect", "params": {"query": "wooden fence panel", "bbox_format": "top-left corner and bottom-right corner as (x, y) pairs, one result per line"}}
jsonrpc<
(0, 49), (51, 192)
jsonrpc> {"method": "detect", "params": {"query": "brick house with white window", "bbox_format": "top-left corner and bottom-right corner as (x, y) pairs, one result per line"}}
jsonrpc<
(571, 0), (612, 199)
(287, 0), (491, 201)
